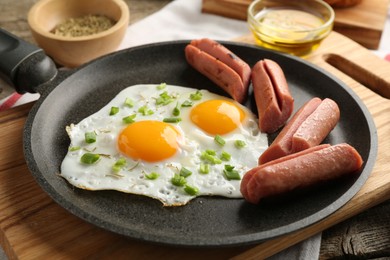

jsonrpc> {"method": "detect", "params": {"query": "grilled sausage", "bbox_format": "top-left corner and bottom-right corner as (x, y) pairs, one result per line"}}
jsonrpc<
(259, 97), (340, 164)
(292, 98), (340, 152)
(252, 59), (294, 133)
(241, 143), (363, 204)
(190, 38), (251, 89)
(185, 38), (251, 103)
(241, 144), (330, 200)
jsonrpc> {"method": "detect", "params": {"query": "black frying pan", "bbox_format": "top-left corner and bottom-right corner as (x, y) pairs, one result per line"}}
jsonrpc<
(0, 28), (377, 247)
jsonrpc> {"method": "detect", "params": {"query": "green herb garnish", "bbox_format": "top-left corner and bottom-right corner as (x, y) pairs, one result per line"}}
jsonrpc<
(156, 83), (167, 90)
(123, 114), (136, 124)
(180, 167), (192, 178)
(138, 105), (154, 116)
(205, 149), (216, 155)
(181, 100), (193, 107)
(184, 185), (199, 196)
(145, 172), (160, 180)
(171, 174), (187, 186)
(199, 163), (210, 174)
(69, 146), (81, 151)
(220, 151), (231, 161)
(214, 135), (226, 146)
(112, 158), (127, 172)
(223, 165), (241, 180)
(155, 91), (175, 106)
(201, 150), (222, 164)
(109, 106), (119, 115)
(163, 117), (182, 123)
(124, 98), (134, 108)
(190, 90), (203, 101)
(172, 102), (180, 116)
(85, 131), (96, 144)
(234, 140), (246, 149)
(80, 153), (100, 164)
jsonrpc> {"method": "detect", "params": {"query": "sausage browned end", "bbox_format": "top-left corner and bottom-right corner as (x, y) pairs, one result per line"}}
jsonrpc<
(241, 143), (363, 204)
(259, 97), (340, 164)
(252, 59), (294, 134)
(184, 38), (251, 103)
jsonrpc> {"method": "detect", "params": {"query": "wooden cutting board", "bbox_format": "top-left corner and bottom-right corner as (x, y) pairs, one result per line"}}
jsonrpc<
(202, 0), (389, 49)
(1, 31), (390, 259)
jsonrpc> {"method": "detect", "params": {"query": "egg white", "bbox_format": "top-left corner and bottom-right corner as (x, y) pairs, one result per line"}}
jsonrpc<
(60, 84), (268, 206)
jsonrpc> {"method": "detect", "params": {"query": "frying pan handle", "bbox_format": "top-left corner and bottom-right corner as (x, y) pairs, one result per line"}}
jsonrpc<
(0, 28), (57, 94)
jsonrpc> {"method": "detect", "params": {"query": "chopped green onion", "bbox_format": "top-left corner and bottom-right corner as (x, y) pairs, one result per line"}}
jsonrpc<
(181, 100), (193, 107)
(184, 185), (199, 196)
(156, 83), (167, 90)
(172, 102), (180, 116)
(109, 106), (119, 115)
(138, 105), (154, 116)
(123, 114), (136, 124)
(205, 149), (216, 156)
(180, 167), (192, 178)
(171, 174), (187, 186)
(214, 135), (226, 146)
(155, 91), (175, 106)
(190, 90), (203, 101)
(220, 151), (231, 161)
(145, 172), (160, 180)
(115, 157), (126, 166)
(112, 158), (127, 172)
(163, 117), (182, 123)
(201, 150), (222, 164)
(69, 146), (81, 151)
(124, 98), (134, 108)
(223, 164), (241, 180)
(234, 140), (246, 149)
(80, 153), (100, 164)
(85, 131), (96, 144)
(199, 163), (210, 174)
(225, 164), (235, 171)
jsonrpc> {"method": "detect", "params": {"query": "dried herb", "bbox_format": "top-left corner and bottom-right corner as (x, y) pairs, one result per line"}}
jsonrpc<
(51, 14), (116, 37)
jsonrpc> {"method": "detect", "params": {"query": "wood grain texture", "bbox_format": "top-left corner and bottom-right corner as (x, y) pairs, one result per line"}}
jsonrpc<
(320, 200), (390, 259)
(201, 0), (389, 49)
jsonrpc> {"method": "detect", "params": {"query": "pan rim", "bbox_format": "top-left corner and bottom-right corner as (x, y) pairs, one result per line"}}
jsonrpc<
(22, 40), (378, 247)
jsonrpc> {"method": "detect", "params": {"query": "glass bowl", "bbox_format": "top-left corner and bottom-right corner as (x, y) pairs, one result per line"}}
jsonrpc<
(248, 0), (334, 56)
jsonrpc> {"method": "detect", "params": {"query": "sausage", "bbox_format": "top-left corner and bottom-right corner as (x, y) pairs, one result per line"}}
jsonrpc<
(190, 38), (251, 89)
(185, 38), (251, 103)
(259, 97), (340, 164)
(252, 59), (294, 133)
(292, 98), (340, 152)
(258, 98), (321, 164)
(241, 143), (363, 204)
(241, 144), (330, 200)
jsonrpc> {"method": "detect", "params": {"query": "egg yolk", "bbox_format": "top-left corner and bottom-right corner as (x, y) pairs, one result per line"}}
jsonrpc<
(190, 100), (245, 135)
(118, 120), (181, 162)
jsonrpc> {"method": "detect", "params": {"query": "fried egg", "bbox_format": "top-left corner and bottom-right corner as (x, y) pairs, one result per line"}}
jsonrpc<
(60, 84), (268, 206)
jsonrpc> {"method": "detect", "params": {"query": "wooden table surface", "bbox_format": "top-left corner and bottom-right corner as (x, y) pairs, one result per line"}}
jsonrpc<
(1, 0), (390, 259)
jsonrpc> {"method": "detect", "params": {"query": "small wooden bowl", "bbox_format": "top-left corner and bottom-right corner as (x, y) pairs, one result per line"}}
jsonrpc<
(28, 0), (130, 67)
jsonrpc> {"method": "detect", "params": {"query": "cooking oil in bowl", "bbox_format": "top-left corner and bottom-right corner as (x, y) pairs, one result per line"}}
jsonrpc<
(248, 0), (334, 56)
